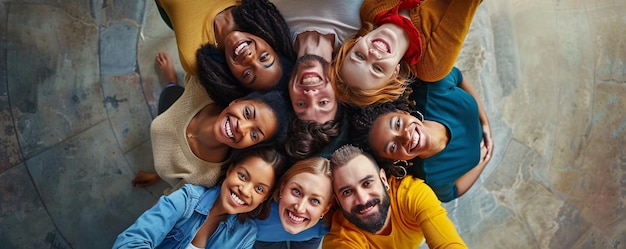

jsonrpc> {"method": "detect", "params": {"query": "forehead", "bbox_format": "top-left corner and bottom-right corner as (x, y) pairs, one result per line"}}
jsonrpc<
(332, 155), (378, 187)
(236, 156), (275, 184)
(287, 172), (332, 196)
(369, 112), (396, 150)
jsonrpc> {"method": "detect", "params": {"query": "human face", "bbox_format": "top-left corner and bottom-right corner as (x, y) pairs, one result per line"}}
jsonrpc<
(213, 99), (278, 149)
(278, 172), (332, 234)
(289, 55), (338, 123)
(219, 156), (275, 215)
(333, 155), (390, 234)
(368, 111), (430, 161)
(224, 31), (283, 91)
(339, 26), (405, 90)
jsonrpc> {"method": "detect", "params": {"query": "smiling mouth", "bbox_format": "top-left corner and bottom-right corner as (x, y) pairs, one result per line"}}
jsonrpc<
(225, 116), (235, 141)
(372, 39), (390, 53)
(234, 40), (251, 57)
(300, 72), (323, 86)
(287, 210), (306, 223)
(230, 190), (247, 206)
(409, 126), (421, 151)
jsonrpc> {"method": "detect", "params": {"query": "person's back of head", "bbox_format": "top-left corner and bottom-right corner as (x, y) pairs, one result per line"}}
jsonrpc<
(285, 106), (345, 161)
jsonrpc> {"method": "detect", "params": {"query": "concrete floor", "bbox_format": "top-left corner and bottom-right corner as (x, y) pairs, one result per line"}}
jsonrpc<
(1, 0), (624, 248)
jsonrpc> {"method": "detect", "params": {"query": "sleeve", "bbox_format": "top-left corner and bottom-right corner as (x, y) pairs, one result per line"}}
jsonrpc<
(449, 67), (463, 87)
(403, 178), (467, 249)
(112, 185), (195, 248)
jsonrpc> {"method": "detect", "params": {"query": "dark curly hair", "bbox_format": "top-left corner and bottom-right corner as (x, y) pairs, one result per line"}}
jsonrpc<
(218, 144), (288, 222)
(196, 0), (295, 108)
(348, 97), (414, 157)
(285, 105), (345, 160)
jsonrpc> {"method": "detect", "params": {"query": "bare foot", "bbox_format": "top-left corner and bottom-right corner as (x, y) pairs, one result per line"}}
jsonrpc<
(156, 51), (178, 85)
(132, 170), (161, 188)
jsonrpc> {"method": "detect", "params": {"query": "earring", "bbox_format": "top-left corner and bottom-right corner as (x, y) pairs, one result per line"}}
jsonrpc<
(320, 215), (324, 220)
(412, 110), (424, 121)
(391, 160), (410, 179)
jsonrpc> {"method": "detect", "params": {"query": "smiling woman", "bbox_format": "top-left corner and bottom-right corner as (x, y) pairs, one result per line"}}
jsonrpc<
(253, 157), (334, 249)
(132, 74), (292, 195)
(114, 146), (288, 249)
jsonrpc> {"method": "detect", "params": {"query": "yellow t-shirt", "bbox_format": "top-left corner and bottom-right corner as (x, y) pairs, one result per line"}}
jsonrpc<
(322, 176), (467, 249)
(156, 0), (241, 76)
(359, 0), (482, 82)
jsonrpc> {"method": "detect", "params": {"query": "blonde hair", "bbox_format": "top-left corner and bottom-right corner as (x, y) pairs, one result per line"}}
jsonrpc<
(272, 157), (332, 201)
(330, 23), (413, 107)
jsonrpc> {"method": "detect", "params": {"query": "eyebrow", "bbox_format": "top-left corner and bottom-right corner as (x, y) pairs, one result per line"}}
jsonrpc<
(252, 105), (266, 138)
(382, 117), (395, 153)
(292, 182), (326, 200)
(337, 174), (375, 194)
(247, 58), (275, 86)
(242, 166), (270, 189)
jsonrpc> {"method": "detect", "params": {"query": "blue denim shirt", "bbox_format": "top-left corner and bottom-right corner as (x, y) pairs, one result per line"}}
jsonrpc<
(254, 201), (329, 242)
(113, 184), (257, 249)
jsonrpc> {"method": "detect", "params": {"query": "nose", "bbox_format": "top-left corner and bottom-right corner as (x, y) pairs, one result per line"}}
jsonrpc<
(355, 189), (369, 206)
(399, 128), (411, 146)
(242, 47), (256, 63)
(240, 183), (253, 198)
(303, 89), (317, 100)
(295, 199), (307, 214)
(369, 48), (382, 59)
(237, 119), (252, 134)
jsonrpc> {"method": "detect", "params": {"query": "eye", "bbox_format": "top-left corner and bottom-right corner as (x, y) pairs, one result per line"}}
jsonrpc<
(255, 186), (264, 193)
(251, 130), (258, 141)
(297, 101), (306, 108)
(320, 100), (329, 106)
(311, 199), (321, 206)
(291, 188), (301, 196)
(363, 180), (373, 188)
(374, 65), (383, 73)
(244, 107), (251, 119)
(243, 69), (252, 79)
(355, 52), (365, 60)
(259, 52), (269, 62)
(395, 118), (401, 130)
(238, 172), (246, 181)
(390, 143), (397, 153)
(341, 189), (352, 196)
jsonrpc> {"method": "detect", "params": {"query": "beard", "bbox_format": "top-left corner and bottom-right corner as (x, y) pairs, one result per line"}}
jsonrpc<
(342, 190), (391, 234)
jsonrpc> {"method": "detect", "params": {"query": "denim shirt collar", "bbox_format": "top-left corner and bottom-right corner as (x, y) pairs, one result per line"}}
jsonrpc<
(195, 185), (241, 232)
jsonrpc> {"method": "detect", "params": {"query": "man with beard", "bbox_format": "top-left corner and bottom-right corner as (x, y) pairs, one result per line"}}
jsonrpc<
(323, 145), (467, 248)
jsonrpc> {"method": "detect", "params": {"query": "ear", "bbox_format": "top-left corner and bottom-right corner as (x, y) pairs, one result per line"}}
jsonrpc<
(379, 168), (389, 188)
(393, 64), (400, 76)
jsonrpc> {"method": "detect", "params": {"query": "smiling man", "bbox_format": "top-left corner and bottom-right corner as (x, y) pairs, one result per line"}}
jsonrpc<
(323, 145), (468, 249)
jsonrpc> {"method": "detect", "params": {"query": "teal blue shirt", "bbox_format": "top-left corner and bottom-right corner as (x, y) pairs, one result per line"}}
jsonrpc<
(113, 184), (256, 249)
(409, 67), (482, 202)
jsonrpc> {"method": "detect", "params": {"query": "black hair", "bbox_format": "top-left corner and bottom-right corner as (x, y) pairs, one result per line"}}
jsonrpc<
(218, 144), (288, 222)
(196, 0), (295, 108)
(348, 98), (413, 156)
(245, 90), (293, 145)
(285, 105), (344, 160)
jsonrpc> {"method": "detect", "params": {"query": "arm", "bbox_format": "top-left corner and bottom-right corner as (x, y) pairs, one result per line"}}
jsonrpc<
(407, 179), (467, 248)
(458, 75), (494, 169)
(113, 186), (193, 248)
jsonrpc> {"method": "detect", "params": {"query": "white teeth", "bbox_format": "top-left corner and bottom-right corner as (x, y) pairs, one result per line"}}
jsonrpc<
(410, 129), (420, 150)
(302, 75), (321, 85)
(231, 192), (245, 205)
(235, 42), (248, 56)
(373, 40), (388, 53)
(288, 211), (305, 223)
(359, 205), (374, 214)
(225, 118), (234, 139)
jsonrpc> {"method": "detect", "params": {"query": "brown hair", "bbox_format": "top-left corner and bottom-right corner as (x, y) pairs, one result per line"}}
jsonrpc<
(272, 157), (332, 202)
(330, 23), (413, 107)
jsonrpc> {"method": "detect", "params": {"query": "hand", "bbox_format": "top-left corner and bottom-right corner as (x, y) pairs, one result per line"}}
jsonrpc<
(132, 170), (161, 188)
(479, 123), (493, 165)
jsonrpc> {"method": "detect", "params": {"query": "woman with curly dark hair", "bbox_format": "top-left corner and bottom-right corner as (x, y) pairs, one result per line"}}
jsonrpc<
(156, 0), (295, 107)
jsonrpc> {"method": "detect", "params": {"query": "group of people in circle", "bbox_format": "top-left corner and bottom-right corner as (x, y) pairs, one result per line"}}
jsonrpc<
(114, 0), (492, 248)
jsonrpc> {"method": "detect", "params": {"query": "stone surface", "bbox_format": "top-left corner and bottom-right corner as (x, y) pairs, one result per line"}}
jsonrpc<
(1, 0), (625, 248)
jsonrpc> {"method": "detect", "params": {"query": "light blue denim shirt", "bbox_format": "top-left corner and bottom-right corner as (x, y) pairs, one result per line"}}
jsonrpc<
(254, 201), (329, 242)
(113, 184), (257, 249)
